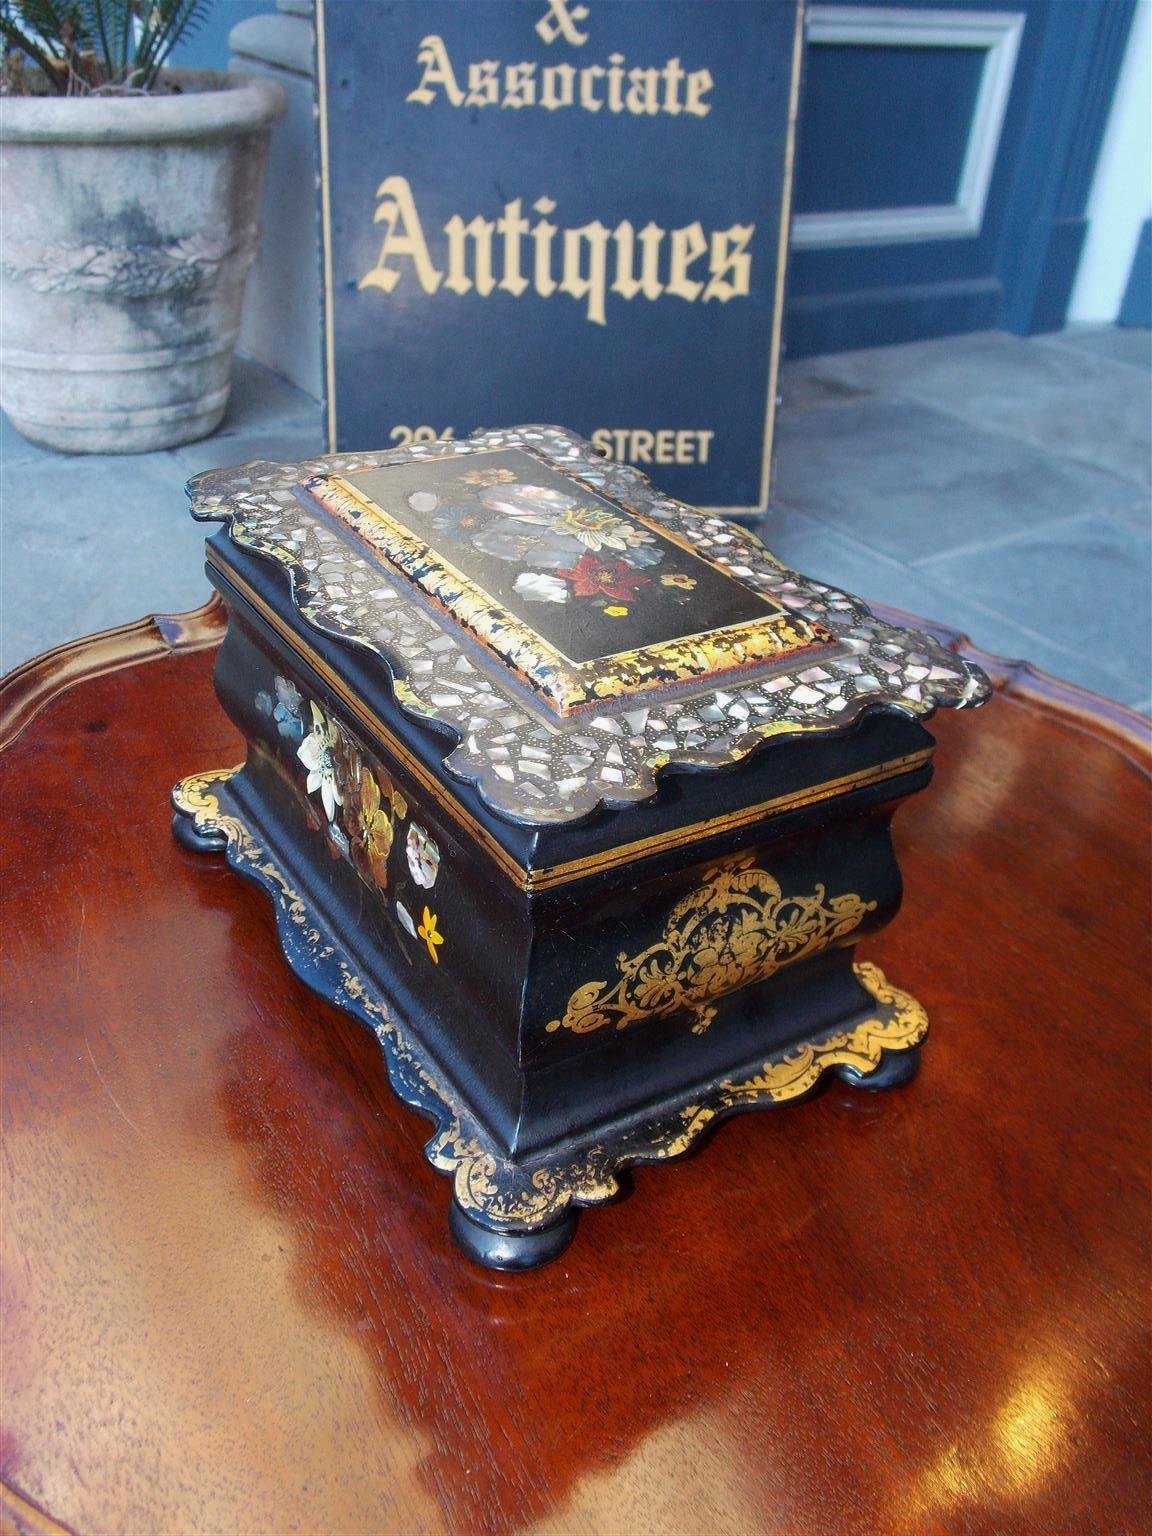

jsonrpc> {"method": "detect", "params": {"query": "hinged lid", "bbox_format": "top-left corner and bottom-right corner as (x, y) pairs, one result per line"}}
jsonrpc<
(189, 425), (989, 826)
(304, 445), (833, 716)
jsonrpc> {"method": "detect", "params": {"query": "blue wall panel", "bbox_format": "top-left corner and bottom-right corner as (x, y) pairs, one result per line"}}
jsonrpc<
(787, 0), (1138, 355)
(795, 43), (984, 214)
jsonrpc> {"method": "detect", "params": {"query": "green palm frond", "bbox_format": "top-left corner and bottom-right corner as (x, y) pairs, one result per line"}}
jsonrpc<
(134, 0), (212, 87)
(1, 1), (79, 89)
(0, 0), (213, 94)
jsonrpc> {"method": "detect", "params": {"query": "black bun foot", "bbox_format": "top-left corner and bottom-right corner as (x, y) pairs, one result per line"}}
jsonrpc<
(449, 1201), (578, 1271)
(172, 810), (228, 854)
(835, 1044), (921, 1092)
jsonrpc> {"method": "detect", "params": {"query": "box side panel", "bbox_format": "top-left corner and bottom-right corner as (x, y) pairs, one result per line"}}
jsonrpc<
(211, 589), (534, 1147)
(525, 797), (908, 1062)
(508, 782), (926, 1156)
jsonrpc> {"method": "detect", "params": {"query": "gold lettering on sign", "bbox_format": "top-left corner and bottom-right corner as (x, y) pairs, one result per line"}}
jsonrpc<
(667, 222), (708, 302)
(536, 0), (590, 48)
(358, 178), (753, 326)
(405, 36), (713, 118)
(591, 428), (715, 465)
(359, 177), (442, 295)
(611, 222), (664, 301)
(706, 226), (755, 302)
(406, 36), (463, 107)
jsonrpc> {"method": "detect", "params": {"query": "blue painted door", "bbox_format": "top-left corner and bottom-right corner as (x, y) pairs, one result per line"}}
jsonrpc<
(786, 0), (1136, 355)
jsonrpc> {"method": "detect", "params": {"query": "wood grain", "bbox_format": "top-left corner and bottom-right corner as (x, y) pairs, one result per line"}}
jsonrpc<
(0, 593), (225, 753)
(1, 615), (1148, 1536)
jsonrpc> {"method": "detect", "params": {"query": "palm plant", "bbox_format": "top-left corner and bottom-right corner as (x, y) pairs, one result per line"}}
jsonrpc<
(0, 0), (210, 94)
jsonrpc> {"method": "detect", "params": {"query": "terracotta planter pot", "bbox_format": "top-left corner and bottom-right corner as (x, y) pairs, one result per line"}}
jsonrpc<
(0, 70), (285, 453)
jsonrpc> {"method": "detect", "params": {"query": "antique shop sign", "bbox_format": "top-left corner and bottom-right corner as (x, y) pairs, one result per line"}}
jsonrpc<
(315, 0), (803, 510)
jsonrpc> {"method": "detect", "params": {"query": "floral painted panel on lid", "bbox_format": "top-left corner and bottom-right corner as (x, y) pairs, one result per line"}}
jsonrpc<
(305, 447), (830, 714)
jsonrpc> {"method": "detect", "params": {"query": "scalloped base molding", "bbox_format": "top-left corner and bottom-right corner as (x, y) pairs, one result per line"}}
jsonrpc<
(172, 766), (929, 1271)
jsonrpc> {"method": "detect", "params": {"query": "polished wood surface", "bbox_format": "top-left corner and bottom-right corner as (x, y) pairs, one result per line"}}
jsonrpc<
(0, 593), (225, 754)
(2, 610), (1149, 1536)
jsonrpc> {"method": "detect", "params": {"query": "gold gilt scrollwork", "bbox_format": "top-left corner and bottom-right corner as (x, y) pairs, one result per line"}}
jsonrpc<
(545, 853), (876, 1036)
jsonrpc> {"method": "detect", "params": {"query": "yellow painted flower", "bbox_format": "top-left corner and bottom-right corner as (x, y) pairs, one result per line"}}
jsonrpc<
(417, 907), (444, 964)
(661, 573), (698, 590)
(358, 770), (394, 888)
(604, 604), (629, 617)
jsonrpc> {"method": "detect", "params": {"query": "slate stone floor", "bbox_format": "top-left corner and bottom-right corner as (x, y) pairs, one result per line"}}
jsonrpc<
(1, 325), (1149, 711)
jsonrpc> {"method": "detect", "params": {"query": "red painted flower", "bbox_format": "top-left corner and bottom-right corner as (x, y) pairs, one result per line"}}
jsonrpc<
(557, 554), (651, 601)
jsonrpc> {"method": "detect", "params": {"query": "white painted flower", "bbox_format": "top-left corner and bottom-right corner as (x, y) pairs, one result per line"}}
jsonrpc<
(395, 900), (417, 937)
(406, 823), (441, 888)
(297, 701), (343, 821)
(513, 571), (569, 604)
